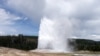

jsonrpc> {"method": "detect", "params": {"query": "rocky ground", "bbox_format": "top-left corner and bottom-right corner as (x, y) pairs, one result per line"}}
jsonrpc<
(0, 47), (100, 56)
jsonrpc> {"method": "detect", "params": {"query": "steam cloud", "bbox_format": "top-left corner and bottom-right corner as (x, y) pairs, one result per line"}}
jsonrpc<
(6, 0), (45, 25)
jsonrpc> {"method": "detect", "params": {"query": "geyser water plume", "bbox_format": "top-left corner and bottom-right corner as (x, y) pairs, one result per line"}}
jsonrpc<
(38, 17), (73, 52)
(37, 0), (74, 52)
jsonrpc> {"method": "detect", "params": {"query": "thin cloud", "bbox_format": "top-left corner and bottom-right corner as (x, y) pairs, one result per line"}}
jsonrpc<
(0, 8), (21, 35)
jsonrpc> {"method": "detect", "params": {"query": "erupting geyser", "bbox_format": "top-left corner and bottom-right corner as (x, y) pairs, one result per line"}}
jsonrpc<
(38, 17), (73, 52)
(37, 0), (74, 52)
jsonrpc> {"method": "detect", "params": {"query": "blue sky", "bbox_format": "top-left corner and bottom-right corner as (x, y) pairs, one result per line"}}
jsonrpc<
(0, 0), (40, 36)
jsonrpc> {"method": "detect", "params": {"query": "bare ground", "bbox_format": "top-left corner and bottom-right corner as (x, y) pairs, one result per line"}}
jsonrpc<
(0, 47), (100, 56)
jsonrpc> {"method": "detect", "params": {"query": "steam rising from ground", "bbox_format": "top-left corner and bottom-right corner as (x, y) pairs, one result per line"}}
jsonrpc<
(38, 17), (73, 52)
(4, 0), (100, 52)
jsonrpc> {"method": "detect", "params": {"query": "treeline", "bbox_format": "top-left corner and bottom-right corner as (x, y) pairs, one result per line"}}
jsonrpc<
(0, 34), (38, 51)
(74, 39), (100, 51)
(0, 35), (100, 51)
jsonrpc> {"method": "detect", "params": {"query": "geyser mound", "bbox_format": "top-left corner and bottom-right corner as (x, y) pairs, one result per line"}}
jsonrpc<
(37, 17), (73, 52)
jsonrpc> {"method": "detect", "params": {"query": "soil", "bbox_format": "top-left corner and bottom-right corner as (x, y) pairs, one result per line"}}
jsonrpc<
(0, 47), (99, 56)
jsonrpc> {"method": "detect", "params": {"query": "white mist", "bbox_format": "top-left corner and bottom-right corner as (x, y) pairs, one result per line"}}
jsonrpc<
(38, 16), (73, 52)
